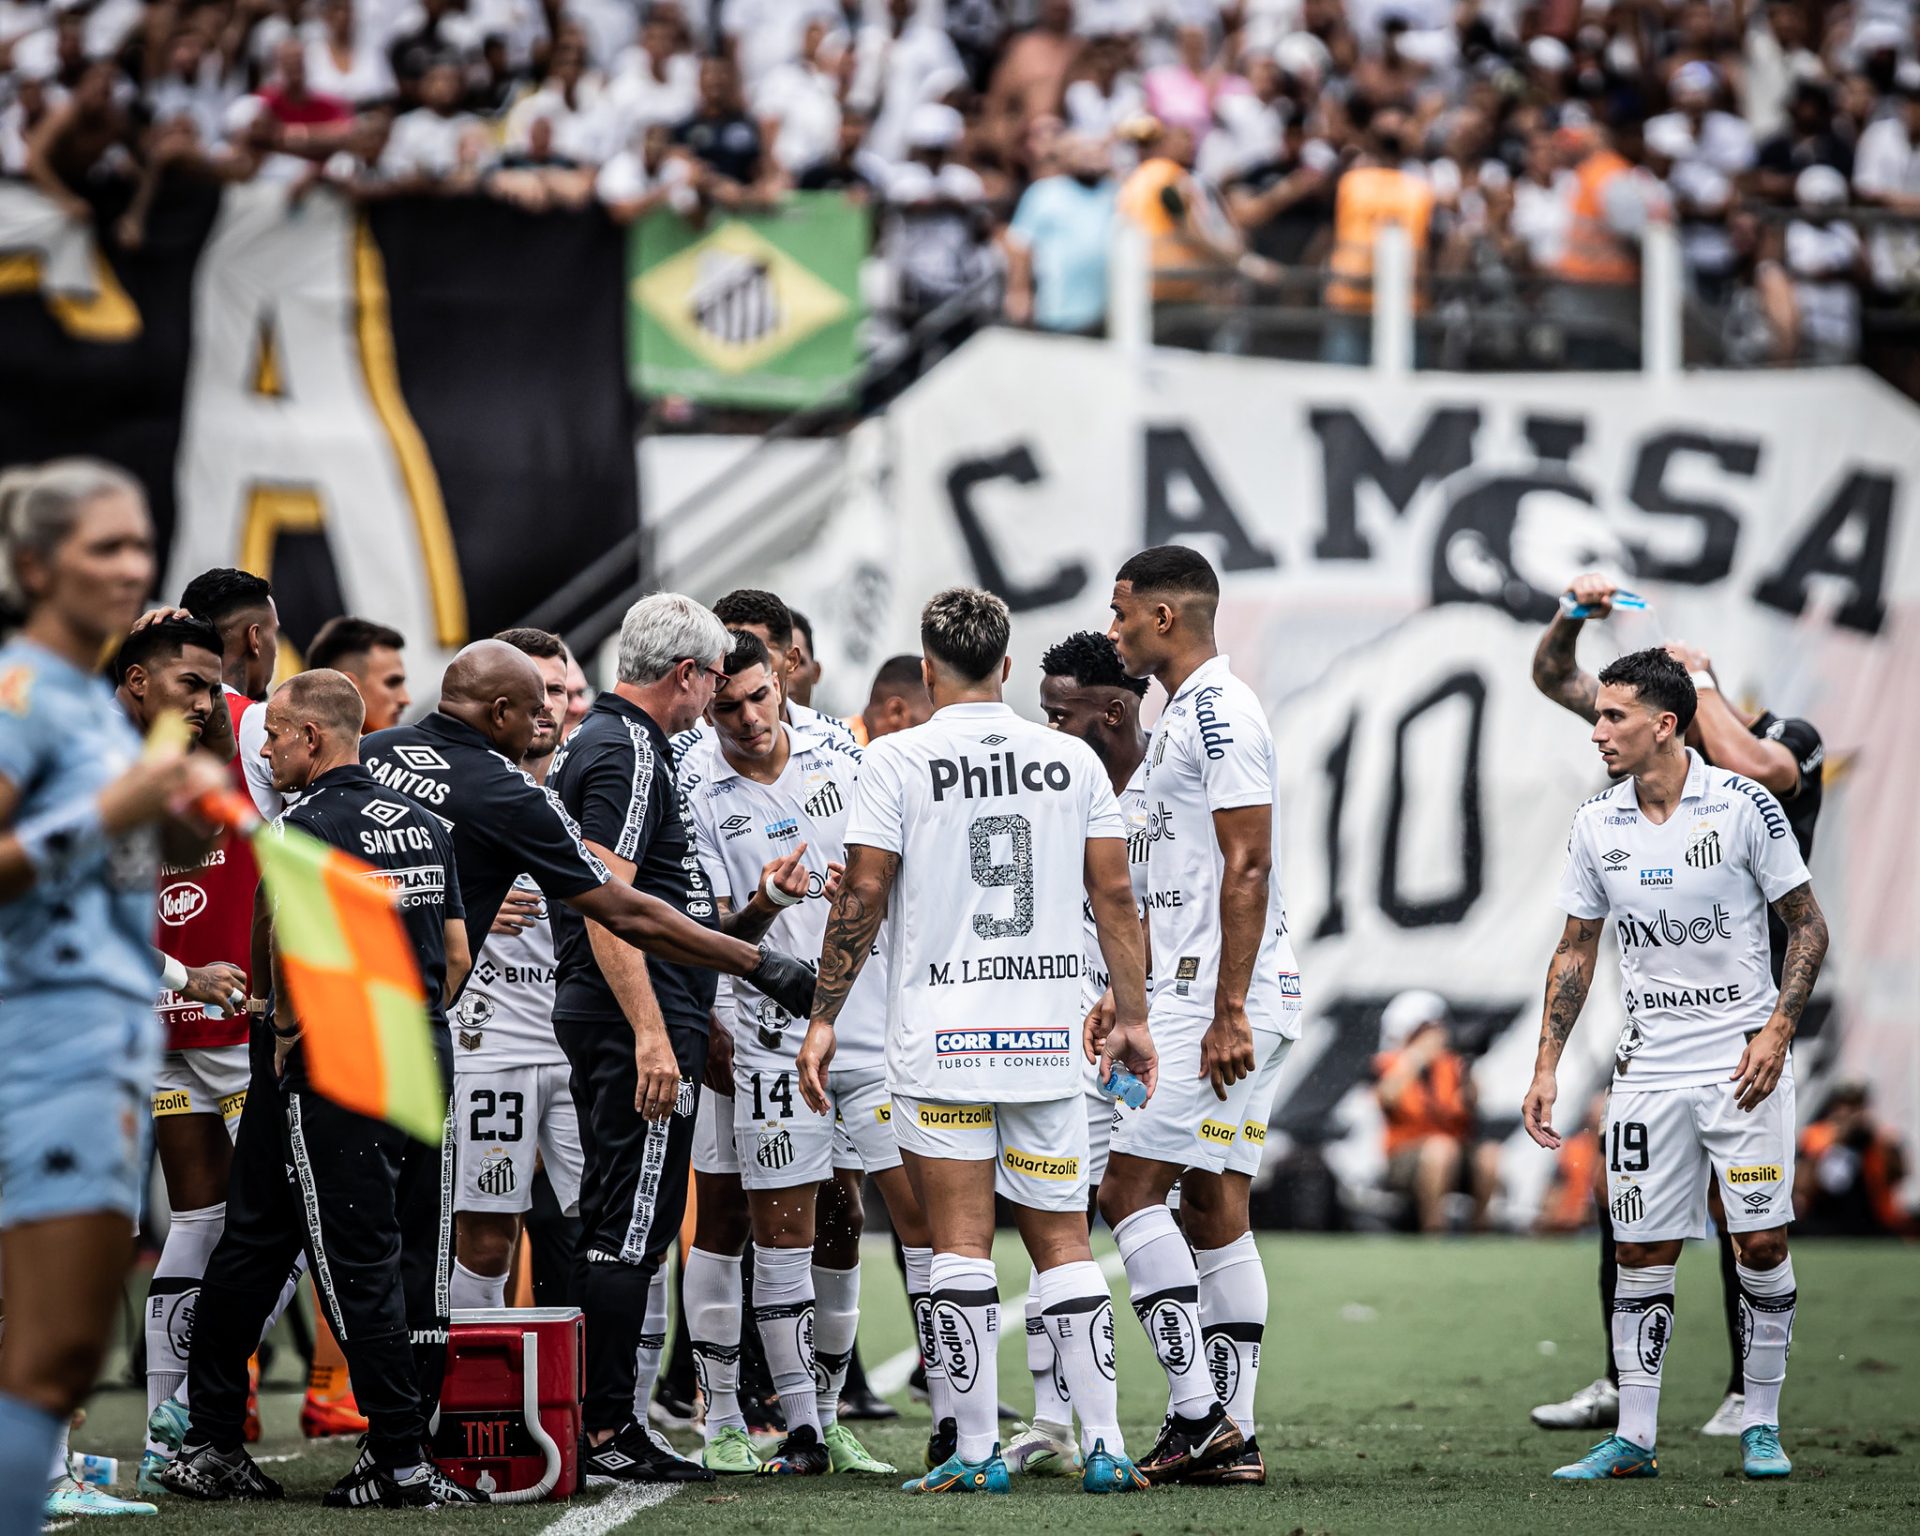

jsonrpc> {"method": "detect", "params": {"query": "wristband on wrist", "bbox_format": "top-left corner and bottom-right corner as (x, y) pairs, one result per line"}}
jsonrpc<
(158, 951), (190, 993)
(1688, 669), (1716, 692)
(762, 871), (804, 908)
(16, 796), (107, 881)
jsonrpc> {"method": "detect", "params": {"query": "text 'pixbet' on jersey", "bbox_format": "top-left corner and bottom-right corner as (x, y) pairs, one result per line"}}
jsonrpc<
(928, 749), (1073, 803)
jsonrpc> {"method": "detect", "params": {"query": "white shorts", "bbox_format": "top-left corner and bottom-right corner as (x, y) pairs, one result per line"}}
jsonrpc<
(736, 1062), (901, 1189)
(892, 1095), (1088, 1213)
(1085, 1090), (1115, 1189)
(692, 1089), (739, 1177)
(1108, 1021), (1292, 1175)
(830, 1067), (902, 1177)
(1226, 1033), (1292, 1176)
(453, 1063), (583, 1217)
(151, 1046), (250, 1135)
(1605, 1076), (1797, 1242)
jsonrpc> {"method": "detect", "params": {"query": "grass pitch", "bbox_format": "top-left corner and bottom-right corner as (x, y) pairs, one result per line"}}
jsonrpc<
(75, 1233), (1919, 1535)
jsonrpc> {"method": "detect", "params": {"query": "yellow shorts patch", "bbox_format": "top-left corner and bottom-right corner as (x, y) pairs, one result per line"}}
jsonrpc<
(917, 1103), (994, 1130)
(151, 1089), (193, 1117)
(1726, 1164), (1783, 1185)
(1198, 1118), (1237, 1147)
(1240, 1121), (1267, 1146)
(219, 1089), (247, 1120)
(1002, 1147), (1079, 1182)
(874, 1104), (892, 1125)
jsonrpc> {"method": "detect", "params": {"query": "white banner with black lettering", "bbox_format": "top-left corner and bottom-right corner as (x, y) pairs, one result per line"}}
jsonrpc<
(757, 332), (1920, 1221)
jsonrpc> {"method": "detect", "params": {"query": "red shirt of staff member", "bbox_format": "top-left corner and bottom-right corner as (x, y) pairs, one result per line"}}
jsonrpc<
(1373, 990), (1502, 1234)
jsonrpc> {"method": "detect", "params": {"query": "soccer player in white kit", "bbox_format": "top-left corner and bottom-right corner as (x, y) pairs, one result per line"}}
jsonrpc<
(1003, 632), (1150, 1477)
(678, 630), (919, 1478)
(1523, 648), (1827, 1484)
(448, 629), (585, 1310)
(1100, 546), (1305, 1488)
(795, 588), (1158, 1497)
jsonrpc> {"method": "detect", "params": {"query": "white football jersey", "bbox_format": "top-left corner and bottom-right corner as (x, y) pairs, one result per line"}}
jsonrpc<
(1081, 758), (1150, 1018)
(1140, 655), (1302, 1034)
(1557, 749), (1811, 1089)
(451, 874), (565, 1069)
(846, 701), (1124, 1103)
(679, 726), (887, 1072)
(672, 702), (859, 763)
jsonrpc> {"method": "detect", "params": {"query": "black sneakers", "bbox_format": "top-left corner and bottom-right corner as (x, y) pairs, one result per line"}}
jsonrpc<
(158, 1443), (285, 1502)
(1183, 1435), (1267, 1486)
(1137, 1402), (1247, 1485)
(324, 1457), (491, 1510)
(756, 1424), (830, 1477)
(580, 1422), (716, 1485)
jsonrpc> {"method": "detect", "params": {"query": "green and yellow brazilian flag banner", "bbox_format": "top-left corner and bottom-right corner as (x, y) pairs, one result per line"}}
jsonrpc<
(626, 192), (869, 409)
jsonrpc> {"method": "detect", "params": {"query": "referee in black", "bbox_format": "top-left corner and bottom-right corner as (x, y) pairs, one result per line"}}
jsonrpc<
(167, 670), (483, 1509)
(1530, 572), (1826, 1435)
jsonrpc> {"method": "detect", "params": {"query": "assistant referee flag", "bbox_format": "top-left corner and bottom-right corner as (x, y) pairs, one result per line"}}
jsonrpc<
(200, 784), (443, 1143)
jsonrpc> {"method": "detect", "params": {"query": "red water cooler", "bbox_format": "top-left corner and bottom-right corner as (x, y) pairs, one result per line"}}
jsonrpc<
(434, 1307), (583, 1501)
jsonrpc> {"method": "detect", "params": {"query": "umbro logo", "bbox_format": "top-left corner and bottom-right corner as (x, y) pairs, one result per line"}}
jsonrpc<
(1742, 1189), (1772, 1210)
(391, 744), (449, 773)
(361, 799), (410, 827)
(1602, 848), (1630, 867)
(981, 734), (1007, 746)
(721, 814), (753, 840)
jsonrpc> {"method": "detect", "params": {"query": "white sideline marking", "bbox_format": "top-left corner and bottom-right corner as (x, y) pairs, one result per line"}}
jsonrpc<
(869, 1250), (1127, 1398)
(536, 1481), (685, 1536)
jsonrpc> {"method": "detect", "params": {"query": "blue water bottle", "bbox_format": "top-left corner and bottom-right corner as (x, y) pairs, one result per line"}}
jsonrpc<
(1097, 1062), (1150, 1110)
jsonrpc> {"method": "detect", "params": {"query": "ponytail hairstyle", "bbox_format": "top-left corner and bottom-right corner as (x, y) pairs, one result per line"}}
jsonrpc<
(0, 459), (144, 625)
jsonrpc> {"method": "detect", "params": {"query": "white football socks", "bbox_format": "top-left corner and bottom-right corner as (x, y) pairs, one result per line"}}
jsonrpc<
(633, 1266), (670, 1422)
(684, 1247), (746, 1436)
(902, 1245), (954, 1428)
(929, 1253), (1000, 1462)
(146, 1202), (225, 1454)
(448, 1259), (507, 1312)
(1025, 1265), (1071, 1433)
(1611, 1263), (1677, 1451)
(1113, 1204), (1214, 1419)
(1196, 1233), (1266, 1438)
(812, 1264), (860, 1430)
(1038, 1260), (1123, 1457)
(1736, 1257), (1796, 1430)
(753, 1246), (820, 1436)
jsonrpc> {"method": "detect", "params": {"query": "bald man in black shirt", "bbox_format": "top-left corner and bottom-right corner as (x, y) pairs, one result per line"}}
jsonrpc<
(168, 671), (482, 1510)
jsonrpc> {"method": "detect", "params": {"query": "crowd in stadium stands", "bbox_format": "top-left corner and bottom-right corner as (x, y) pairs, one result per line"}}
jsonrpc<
(2, 0), (1918, 363)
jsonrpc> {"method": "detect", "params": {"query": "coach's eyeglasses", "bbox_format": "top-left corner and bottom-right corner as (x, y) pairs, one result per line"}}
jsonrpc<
(679, 657), (728, 687)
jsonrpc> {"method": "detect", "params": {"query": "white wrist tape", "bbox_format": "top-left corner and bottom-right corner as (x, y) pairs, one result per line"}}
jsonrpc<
(158, 951), (190, 993)
(1689, 669), (1716, 692)
(762, 871), (805, 908)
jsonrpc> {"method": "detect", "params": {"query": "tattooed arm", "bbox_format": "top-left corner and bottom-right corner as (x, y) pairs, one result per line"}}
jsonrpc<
(1522, 913), (1605, 1150)
(1733, 880), (1828, 1111)
(1531, 573), (1616, 724)
(794, 843), (899, 1114)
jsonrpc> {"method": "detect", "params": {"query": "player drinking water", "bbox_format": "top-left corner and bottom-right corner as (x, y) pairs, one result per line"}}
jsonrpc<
(1523, 648), (1827, 1483)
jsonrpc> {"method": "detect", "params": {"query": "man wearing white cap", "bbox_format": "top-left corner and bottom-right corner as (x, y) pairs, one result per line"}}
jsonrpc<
(1373, 991), (1499, 1235)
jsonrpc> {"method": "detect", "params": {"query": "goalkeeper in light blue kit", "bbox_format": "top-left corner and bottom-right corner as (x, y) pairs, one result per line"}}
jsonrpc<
(0, 461), (228, 1531)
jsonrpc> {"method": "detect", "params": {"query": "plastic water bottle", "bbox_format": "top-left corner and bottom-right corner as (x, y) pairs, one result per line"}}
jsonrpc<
(1096, 1062), (1149, 1110)
(71, 1454), (118, 1490)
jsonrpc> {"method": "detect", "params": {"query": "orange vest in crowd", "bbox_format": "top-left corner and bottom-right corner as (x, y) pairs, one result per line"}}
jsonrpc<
(1118, 156), (1216, 301)
(1800, 1120), (1913, 1235)
(1326, 165), (1433, 313)
(1557, 149), (1639, 285)
(1374, 1048), (1473, 1156)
